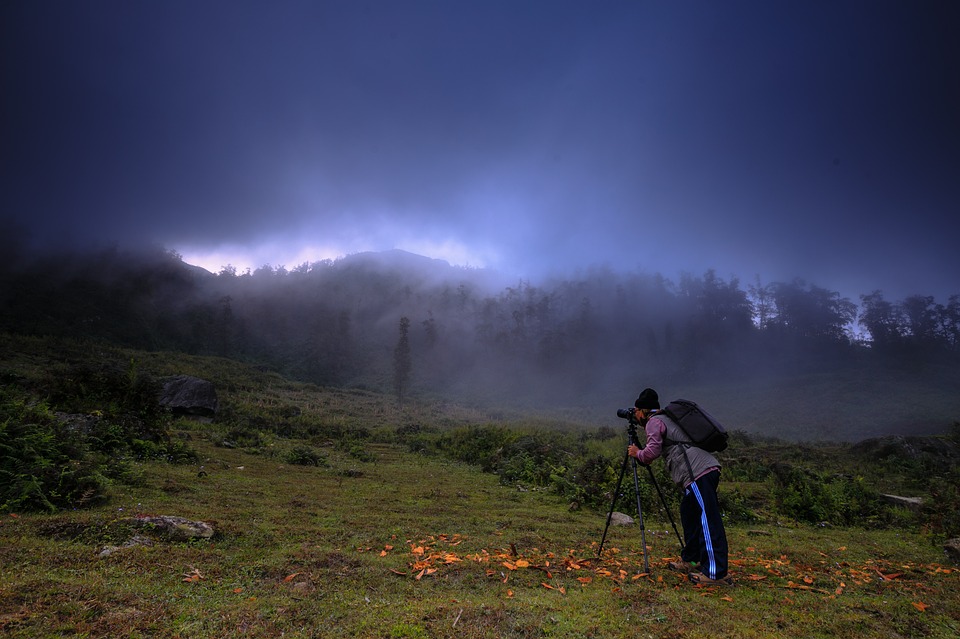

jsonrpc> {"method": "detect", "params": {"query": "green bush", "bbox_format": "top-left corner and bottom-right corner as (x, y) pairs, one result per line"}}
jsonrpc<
(719, 488), (761, 524)
(925, 470), (960, 539)
(284, 443), (329, 467)
(435, 425), (519, 472)
(0, 358), (196, 512)
(771, 464), (894, 526)
(0, 398), (109, 512)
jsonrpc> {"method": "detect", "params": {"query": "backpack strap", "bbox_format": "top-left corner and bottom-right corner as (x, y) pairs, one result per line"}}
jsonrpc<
(656, 410), (698, 488)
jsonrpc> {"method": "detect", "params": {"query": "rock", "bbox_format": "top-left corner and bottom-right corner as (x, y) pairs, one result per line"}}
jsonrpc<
(609, 511), (634, 526)
(124, 515), (215, 541)
(945, 538), (960, 565)
(879, 494), (924, 512)
(159, 375), (219, 419)
(98, 534), (154, 558)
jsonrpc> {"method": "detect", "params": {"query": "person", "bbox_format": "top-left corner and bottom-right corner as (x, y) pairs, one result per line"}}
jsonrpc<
(627, 387), (733, 586)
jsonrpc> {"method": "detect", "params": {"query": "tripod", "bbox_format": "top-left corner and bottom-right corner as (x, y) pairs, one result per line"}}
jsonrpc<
(598, 420), (684, 572)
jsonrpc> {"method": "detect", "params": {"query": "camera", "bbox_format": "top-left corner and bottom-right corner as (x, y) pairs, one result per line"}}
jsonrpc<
(616, 407), (636, 420)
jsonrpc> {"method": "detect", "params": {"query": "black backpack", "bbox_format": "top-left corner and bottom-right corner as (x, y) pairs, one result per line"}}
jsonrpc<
(659, 399), (729, 453)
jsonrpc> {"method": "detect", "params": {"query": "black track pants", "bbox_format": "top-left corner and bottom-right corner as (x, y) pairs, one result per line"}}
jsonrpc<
(679, 469), (729, 579)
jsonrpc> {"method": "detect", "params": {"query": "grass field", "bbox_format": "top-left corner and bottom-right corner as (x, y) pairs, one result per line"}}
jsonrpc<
(1, 334), (958, 637)
(2, 431), (957, 638)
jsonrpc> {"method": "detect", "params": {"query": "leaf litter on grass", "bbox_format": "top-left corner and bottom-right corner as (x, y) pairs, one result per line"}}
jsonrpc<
(375, 531), (959, 609)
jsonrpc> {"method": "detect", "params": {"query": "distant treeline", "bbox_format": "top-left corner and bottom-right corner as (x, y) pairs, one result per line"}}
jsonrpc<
(1, 246), (957, 405)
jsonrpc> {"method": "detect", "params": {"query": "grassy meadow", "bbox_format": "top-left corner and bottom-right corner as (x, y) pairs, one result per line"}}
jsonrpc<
(1, 335), (958, 637)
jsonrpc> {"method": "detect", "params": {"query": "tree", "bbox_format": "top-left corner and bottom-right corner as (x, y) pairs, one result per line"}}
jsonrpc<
(393, 316), (412, 405)
(900, 295), (941, 346)
(859, 290), (904, 350)
(748, 276), (775, 329)
(768, 279), (856, 343)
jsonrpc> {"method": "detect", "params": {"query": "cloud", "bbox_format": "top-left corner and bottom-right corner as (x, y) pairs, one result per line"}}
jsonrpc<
(2, 1), (958, 302)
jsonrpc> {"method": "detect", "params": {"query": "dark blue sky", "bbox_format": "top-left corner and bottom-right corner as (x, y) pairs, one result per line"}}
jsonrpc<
(2, 1), (958, 302)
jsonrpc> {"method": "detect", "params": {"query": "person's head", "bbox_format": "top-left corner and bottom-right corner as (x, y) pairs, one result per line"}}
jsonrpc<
(634, 388), (660, 418)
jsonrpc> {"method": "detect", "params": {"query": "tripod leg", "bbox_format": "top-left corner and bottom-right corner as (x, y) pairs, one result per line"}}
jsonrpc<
(645, 464), (684, 551)
(598, 452), (631, 557)
(630, 458), (650, 574)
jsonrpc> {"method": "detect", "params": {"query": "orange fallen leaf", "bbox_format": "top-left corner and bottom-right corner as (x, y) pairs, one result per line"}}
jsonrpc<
(912, 601), (929, 612)
(182, 568), (204, 583)
(506, 589), (514, 598)
(721, 596), (733, 602)
(389, 569), (408, 576)
(541, 583), (555, 590)
(233, 587), (244, 594)
(515, 559), (530, 568)
(577, 577), (592, 584)
(283, 572), (302, 582)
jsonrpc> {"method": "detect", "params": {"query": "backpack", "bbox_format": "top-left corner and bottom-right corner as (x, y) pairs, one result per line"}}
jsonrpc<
(659, 399), (729, 453)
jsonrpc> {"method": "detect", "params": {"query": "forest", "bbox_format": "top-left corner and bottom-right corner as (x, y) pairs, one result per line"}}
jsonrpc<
(2, 244), (958, 432)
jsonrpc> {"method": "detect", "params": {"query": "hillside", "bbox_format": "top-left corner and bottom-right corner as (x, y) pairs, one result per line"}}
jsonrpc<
(1, 245), (959, 442)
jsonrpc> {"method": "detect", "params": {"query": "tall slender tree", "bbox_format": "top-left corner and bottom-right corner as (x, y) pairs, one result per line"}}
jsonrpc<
(393, 316), (412, 405)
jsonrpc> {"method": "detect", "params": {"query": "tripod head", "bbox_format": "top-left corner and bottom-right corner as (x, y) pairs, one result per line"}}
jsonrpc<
(616, 407), (643, 446)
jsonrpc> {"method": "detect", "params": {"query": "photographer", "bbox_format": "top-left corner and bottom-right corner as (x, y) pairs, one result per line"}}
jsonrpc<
(626, 388), (733, 586)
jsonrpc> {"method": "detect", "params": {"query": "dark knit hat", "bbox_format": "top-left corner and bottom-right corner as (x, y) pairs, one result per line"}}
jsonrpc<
(634, 388), (660, 410)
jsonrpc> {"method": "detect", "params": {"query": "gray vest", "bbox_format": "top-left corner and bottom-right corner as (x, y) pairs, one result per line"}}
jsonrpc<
(653, 412), (721, 488)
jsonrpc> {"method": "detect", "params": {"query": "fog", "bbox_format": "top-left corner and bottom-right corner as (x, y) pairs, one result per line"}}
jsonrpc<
(2, 244), (958, 442)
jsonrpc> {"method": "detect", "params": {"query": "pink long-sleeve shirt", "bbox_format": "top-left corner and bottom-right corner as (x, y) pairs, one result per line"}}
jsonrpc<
(635, 417), (666, 465)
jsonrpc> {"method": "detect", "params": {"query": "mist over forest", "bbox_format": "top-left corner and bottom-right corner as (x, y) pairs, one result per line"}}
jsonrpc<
(2, 244), (958, 441)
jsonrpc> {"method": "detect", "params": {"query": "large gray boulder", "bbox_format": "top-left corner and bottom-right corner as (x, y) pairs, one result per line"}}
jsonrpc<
(159, 375), (218, 418)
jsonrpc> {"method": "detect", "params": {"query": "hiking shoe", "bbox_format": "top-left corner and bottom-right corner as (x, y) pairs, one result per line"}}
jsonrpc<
(687, 571), (735, 586)
(667, 560), (695, 574)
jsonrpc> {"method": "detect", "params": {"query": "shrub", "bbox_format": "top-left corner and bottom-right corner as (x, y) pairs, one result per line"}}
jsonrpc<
(1, 358), (196, 512)
(284, 444), (328, 467)
(771, 463), (894, 526)
(0, 398), (109, 512)
(435, 425), (519, 472)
